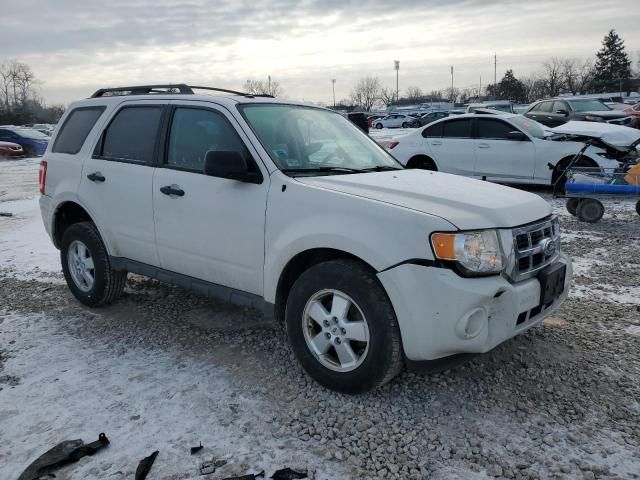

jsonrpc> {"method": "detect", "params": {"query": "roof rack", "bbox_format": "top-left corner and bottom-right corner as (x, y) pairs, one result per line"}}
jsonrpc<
(90, 84), (273, 98)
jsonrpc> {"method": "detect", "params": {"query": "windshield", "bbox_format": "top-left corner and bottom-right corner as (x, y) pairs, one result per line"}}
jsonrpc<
(509, 115), (546, 139)
(568, 100), (611, 112)
(15, 128), (49, 139)
(240, 104), (401, 176)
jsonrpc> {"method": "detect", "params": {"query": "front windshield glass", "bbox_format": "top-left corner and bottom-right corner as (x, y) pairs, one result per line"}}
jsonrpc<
(240, 104), (402, 175)
(568, 100), (611, 112)
(509, 115), (546, 139)
(15, 128), (49, 139)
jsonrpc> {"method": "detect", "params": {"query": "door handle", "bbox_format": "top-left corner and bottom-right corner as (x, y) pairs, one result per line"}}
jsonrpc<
(430, 140), (442, 146)
(478, 143), (490, 148)
(160, 184), (185, 197)
(87, 172), (105, 183)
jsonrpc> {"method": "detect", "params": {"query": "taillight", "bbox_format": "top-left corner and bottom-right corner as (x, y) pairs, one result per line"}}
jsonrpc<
(39, 160), (47, 194)
(388, 141), (399, 149)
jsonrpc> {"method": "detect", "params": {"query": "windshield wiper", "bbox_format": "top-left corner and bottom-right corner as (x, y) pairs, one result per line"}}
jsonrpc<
(357, 165), (404, 172)
(280, 166), (363, 175)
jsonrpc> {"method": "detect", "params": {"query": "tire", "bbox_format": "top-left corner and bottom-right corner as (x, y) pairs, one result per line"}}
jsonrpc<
(566, 198), (580, 216)
(408, 156), (437, 171)
(402, 122), (410, 128)
(285, 259), (403, 394)
(61, 221), (127, 307)
(552, 156), (597, 190)
(636, 200), (640, 216)
(576, 199), (604, 223)
(375, 123), (383, 129)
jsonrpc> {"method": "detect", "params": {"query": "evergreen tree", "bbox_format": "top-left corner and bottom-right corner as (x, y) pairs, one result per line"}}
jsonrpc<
(593, 29), (631, 92)
(497, 70), (527, 102)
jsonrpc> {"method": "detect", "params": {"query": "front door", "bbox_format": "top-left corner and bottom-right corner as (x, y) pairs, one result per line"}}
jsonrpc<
(473, 118), (535, 182)
(152, 103), (269, 295)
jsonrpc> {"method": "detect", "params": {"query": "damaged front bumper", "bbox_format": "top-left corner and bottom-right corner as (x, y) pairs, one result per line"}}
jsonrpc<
(377, 253), (572, 362)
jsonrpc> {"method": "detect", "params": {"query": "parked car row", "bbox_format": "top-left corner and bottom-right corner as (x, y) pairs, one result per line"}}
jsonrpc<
(38, 83), (573, 393)
(524, 98), (636, 128)
(370, 110), (465, 129)
(0, 126), (51, 157)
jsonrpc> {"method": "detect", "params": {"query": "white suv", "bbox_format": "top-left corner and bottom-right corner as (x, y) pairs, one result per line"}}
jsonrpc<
(39, 84), (573, 393)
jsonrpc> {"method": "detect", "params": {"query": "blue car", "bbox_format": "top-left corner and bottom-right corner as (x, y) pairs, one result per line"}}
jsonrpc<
(0, 127), (50, 157)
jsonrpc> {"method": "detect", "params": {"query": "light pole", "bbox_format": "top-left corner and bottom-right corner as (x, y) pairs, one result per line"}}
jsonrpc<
(450, 66), (454, 102)
(331, 78), (336, 108)
(394, 60), (400, 103)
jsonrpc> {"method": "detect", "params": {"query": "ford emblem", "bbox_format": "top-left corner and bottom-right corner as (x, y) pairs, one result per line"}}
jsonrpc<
(540, 238), (556, 257)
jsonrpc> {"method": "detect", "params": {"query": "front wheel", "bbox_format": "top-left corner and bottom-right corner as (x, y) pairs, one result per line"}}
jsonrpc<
(285, 259), (404, 393)
(636, 200), (640, 216)
(61, 222), (127, 307)
(402, 122), (410, 128)
(375, 123), (383, 129)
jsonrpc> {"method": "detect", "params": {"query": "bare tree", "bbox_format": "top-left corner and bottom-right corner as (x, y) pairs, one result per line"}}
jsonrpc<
(350, 76), (381, 111)
(405, 85), (423, 102)
(379, 88), (396, 107)
(244, 77), (284, 97)
(521, 74), (548, 103)
(543, 57), (564, 97)
(428, 90), (443, 100)
(443, 87), (460, 102)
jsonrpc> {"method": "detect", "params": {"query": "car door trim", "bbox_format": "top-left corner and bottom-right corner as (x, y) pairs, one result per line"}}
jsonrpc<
(110, 256), (274, 315)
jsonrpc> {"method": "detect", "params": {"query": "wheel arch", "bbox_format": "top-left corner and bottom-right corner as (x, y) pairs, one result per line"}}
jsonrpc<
(406, 154), (438, 170)
(551, 154), (598, 183)
(52, 201), (105, 250)
(273, 248), (378, 324)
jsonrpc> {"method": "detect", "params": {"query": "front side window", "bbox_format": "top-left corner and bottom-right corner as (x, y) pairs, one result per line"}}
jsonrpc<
(240, 104), (400, 175)
(476, 119), (514, 140)
(167, 107), (252, 172)
(100, 106), (162, 164)
(441, 119), (472, 138)
(552, 101), (568, 113)
(53, 107), (105, 154)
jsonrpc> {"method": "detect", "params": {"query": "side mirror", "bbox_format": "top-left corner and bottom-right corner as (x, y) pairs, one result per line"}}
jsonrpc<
(555, 109), (569, 116)
(203, 150), (262, 184)
(506, 131), (528, 141)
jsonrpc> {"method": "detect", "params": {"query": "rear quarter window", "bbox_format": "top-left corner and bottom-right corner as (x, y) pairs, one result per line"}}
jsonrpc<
(52, 107), (106, 154)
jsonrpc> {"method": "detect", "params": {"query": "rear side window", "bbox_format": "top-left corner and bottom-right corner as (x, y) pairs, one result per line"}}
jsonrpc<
(476, 119), (513, 140)
(99, 106), (162, 164)
(442, 119), (472, 138)
(53, 107), (105, 154)
(422, 122), (444, 137)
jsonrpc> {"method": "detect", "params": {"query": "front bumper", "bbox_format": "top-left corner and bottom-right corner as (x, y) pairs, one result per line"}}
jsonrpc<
(377, 252), (572, 361)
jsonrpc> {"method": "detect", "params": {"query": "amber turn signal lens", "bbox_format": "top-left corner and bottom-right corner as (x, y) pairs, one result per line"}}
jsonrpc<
(431, 233), (457, 260)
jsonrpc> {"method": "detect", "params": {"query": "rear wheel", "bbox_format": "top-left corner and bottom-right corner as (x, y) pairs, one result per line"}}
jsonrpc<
(285, 259), (403, 393)
(566, 198), (580, 216)
(576, 199), (604, 223)
(61, 222), (127, 307)
(375, 123), (383, 129)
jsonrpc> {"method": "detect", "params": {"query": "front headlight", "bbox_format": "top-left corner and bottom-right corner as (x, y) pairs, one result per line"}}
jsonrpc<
(584, 115), (604, 122)
(431, 230), (504, 275)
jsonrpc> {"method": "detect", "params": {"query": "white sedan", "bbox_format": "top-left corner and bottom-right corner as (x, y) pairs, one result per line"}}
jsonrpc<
(382, 113), (620, 185)
(372, 113), (416, 129)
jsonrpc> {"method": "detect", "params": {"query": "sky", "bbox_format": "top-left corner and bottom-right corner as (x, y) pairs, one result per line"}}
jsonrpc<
(2, 0), (639, 106)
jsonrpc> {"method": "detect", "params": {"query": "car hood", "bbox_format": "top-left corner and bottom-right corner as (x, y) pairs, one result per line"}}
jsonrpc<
(296, 170), (551, 230)
(577, 110), (630, 119)
(548, 121), (640, 148)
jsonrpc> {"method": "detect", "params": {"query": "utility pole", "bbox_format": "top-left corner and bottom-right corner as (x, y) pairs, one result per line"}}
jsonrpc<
(394, 60), (400, 102)
(493, 53), (497, 98)
(479, 75), (482, 99)
(450, 66), (454, 102)
(331, 79), (336, 108)
(268, 75), (271, 96)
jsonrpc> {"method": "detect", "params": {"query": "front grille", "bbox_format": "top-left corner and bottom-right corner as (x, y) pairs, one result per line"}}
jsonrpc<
(511, 217), (560, 281)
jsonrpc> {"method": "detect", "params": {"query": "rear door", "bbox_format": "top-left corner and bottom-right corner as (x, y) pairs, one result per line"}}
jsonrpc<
(152, 102), (269, 295)
(422, 118), (475, 176)
(78, 102), (164, 266)
(473, 118), (536, 182)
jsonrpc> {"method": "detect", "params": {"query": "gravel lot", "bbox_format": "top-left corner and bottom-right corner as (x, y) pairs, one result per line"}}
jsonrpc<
(1, 159), (639, 479)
